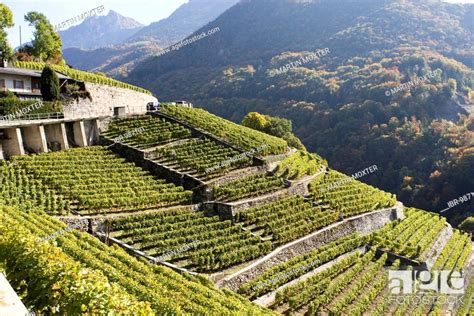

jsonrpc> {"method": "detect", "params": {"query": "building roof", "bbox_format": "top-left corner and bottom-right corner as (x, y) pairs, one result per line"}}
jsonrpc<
(0, 67), (72, 80)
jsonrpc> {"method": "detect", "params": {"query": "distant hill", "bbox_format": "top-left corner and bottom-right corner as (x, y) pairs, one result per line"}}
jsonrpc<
(126, 0), (239, 46)
(63, 42), (162, 78)
(125, 0), (474, 220)
(59, 10), (143, 50)
(62, 0), (239, 77)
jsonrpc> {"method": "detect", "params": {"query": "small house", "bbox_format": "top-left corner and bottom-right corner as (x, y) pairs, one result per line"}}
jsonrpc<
(0, 61), (74, 100)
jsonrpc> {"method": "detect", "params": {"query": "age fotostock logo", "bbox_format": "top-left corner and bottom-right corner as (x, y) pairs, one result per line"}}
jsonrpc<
(388, 270), (465, 295)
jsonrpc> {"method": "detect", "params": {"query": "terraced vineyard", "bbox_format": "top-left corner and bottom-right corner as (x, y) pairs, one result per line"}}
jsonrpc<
(106, 208), (272, 271)
(160, 104), (288, 155)
(152, 137), (253, 179)
(274, 150), (326, 180)
(236, 196), (339, 244)
(0, 204), (270, 315)
(310, 170), (397, 218)
(306, 252), (392, 315)
(213, 173), (285, 202)
(102, 115), (191, 149)
(372, 208), (447, 259)
(1, 104), (472, 315)
(432, 230), (471, 271)
(12, 147), (192, 214)
(0, 161), (70, 215)
(238, 234), (370, 299)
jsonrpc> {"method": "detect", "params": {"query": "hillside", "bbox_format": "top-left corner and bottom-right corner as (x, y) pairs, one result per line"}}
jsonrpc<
(125, 0), (474, 219)
(1, 105), (472, 314)
(63, 42), (163, 78)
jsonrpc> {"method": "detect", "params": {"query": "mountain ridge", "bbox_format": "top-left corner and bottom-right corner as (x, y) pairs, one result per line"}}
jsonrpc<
(59, 10), (144, 50)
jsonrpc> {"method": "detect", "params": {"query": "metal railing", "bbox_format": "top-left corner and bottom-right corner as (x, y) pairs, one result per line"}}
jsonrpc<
(0, 112), (65, 121)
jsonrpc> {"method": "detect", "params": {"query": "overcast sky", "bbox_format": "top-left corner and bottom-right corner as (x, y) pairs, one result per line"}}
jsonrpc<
(3, 0), (473, 48)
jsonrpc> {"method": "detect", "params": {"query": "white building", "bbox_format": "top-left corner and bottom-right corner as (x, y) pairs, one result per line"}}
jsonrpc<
(0, 61), (73, 100)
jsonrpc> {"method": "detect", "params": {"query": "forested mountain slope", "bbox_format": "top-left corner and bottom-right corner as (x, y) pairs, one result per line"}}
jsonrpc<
(125, 0), (474, 220)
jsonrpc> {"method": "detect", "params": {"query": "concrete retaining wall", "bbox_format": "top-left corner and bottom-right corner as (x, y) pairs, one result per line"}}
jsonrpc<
(64, 83), (157, 119)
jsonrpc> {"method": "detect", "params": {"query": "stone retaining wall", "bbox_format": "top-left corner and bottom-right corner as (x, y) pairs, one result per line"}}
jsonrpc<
(206, 166), (266, 187)
(100, 139), (204, 194)
(423, 225), (453, 268)
(205, 170), (326, 221)
(253, 247), (367, 307)
(218, 203), (403, 291)
(57, 216), (91, 232)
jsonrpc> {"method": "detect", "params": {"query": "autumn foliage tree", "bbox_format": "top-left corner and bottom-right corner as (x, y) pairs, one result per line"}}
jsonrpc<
(24, 11), (63, 64)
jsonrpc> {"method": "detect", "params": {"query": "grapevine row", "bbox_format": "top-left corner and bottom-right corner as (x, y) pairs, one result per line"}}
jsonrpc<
(103, 115), (191, 149)
(106, 208), (271, 271)
(0, 162), (70, 214)
(0, 204), (271, 315)
(236, 196), (339, 244)
(238, 233), (369, 299)
(153, 137), (252, 179)
(309, 170), (397, 217)
(160, 104), (288, 155)
(372, 208), (446, 258)
(12, 147), (192, 214)
(213, 174), (284, 202)
(274, 150), (326, 180)
(14, 61), (152, 94)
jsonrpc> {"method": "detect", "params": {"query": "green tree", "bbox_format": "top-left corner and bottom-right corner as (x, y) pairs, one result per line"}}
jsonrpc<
(265, 116), (292, 138)
(24, 11), (63, 63)
(242, 112), (269, 130)
(0, 4), (14, 60)
(40, 66), (60, 101)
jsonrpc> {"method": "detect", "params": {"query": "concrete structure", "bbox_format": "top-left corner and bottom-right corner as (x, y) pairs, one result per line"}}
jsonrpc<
(21, 125), (47, 153)
(72, 121), (87, 147)
(64, 83), (157, 119)
(0, 117), (100, 159)
(0, 273), (29, 316)
(2, 128), (24, 156)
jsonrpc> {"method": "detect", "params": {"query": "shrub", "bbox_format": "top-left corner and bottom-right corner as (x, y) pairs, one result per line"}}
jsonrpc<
(40, 65), (60, 101)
